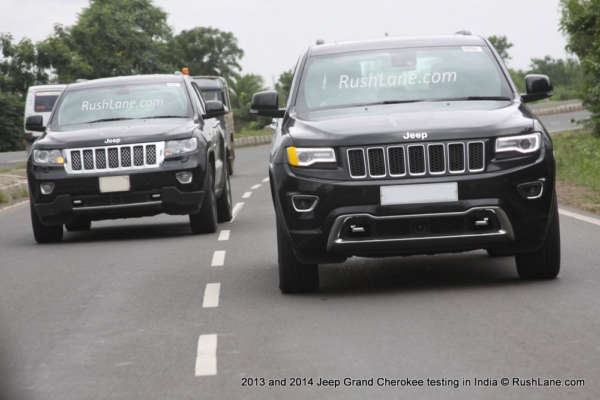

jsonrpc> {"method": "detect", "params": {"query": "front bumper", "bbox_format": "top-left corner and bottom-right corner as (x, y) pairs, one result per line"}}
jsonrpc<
(28, 156), (207, 225)
(271, 151), (555, 263)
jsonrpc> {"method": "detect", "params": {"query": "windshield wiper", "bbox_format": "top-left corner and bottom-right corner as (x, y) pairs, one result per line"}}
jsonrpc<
(433, 96), (513, 101)
(88, 117), (137, 123)
(139, 115), (188, 119)
(364, 99), (426, 106)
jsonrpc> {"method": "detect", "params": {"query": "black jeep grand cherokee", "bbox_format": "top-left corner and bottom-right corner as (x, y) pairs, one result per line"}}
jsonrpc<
(26, 74), (233, 243)
(252, 35), (560, 293)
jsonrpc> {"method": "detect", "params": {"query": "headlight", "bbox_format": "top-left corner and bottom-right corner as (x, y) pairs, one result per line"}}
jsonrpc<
(495, 132), (541, 154)
(165, 137), (198, 158)
(286, 147), (336, 167)
(33, 149), (65, 165)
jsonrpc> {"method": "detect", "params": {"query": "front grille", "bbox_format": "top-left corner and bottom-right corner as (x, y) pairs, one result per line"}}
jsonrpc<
(66, 142), (165, 174)
(347, 140), (486, 179)
(367, 148), (386, 177)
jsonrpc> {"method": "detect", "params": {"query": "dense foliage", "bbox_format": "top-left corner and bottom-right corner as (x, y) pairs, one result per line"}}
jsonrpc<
(560, 0), (600, 135)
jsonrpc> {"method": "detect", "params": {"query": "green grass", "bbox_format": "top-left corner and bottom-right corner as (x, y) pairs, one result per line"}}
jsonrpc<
(236, 127), (272, 138)
(0, 162), (26, 173)
(0, 190), (7, 204)
(553, 129), (600, 209)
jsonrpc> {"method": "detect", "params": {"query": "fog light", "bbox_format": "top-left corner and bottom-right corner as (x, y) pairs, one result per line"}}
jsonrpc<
(291, 194), (319, 212)
(517, 179), (544, 199)
(176, 171), (193, 184)
(40, 182), (55, 195)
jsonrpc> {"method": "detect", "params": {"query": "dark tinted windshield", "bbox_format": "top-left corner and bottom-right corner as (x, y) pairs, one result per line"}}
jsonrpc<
(54, 81), (192, 127)
(296, 45), (512, 111)
(34, 93), (60, 112)
(200, 90), (225, 103)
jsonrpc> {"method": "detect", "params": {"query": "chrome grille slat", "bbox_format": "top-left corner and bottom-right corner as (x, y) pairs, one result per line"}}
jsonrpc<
(64, 142), (165, 174)
(347, 140), (485, 179)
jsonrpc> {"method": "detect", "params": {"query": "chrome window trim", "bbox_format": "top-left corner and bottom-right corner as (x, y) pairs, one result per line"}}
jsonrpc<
(367, 147), (387, 178)
(347, 148), (367, 179)
(387, 145), (407, 177)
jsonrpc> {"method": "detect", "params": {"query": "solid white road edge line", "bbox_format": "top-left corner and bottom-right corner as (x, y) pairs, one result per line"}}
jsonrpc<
(251, 184), (261, 190)
(230, 202), (244, 222)
(559, 208), (600, 227)
(202, 283), (221, 308)
(262, 177), (269, 183)
(0, 199), (29, 213)
(218, 230), (230, 241)
(211, 250), (226, 267)
(242, 191), (252, 199)
(195, 334), (217, 376)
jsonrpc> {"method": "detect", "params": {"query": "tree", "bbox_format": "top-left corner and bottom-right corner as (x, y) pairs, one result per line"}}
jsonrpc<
(487, 35), (513, 63)
(169, 27), (243, 79)
(0, 34), (48, 95)
(37, 0), (173, 81)
(229, 73), (268, 130)
(560, 0), (600, 135)
(275, 69), (293, 106)
(0, 90), (25, 151)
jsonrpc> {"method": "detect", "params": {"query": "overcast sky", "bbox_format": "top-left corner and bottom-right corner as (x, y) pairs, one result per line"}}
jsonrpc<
(1, 0), (569, 85)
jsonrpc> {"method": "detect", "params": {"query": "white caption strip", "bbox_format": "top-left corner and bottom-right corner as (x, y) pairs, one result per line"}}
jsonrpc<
(211, 251), (226, 267)
(218, 230), (230, 241)
(559, 208), (600, 227)
(202, 283), (221, 308)
(242, 191), (252, 199)
(195, 334), (218, 376)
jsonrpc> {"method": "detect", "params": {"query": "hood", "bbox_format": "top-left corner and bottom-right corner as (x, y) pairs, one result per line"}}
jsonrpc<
(286, 100), (536, 146)
(35, 118), (195, 149)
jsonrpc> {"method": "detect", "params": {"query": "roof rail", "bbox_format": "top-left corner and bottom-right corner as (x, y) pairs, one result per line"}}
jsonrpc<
(455, 30), (472, 36)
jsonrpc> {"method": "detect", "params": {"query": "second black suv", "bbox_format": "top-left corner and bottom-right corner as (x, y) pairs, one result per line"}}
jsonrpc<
(252, 35), (560, 293)
(26, 74), (233, 243)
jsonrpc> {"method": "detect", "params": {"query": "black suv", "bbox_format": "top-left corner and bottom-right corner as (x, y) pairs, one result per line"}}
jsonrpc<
(26, 74), (233, 243)
(252, 35), (560, 293)
(193, 76), (236, 175)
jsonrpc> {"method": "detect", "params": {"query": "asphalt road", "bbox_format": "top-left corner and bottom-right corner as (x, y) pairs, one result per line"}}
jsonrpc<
(1, 143), (600, 400)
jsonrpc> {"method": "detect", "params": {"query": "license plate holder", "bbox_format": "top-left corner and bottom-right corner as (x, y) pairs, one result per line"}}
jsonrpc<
(99, 175), (130, 193)
(380, 182), (458, 206)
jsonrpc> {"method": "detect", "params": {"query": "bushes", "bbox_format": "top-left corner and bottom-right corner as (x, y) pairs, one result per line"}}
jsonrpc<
(0, 91), (25, 151)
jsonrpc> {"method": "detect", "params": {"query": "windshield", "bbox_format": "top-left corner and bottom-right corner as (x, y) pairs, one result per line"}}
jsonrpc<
(200, 90), (225, 103)
(34, 92), (60, 112)
(295, 45), (513, 111)
(54, 81), (192, 127)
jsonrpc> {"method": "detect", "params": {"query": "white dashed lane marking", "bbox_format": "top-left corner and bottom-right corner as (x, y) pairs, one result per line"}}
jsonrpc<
(202, 283), (221, 308)
(195, 334), (218, 376)
(218, 230), (230, 241)
(262, 177), (269, 183)
(230, 202), (244, 222)
(559, 208), (600, 227)
(242, 191), (252, 199)
(251, 184), (261, 190)
(211, 251), (226, 267)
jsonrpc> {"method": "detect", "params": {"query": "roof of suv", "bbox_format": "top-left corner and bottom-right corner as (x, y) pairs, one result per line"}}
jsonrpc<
(67, 74), (187, 90)
(309, 35), (487, 56)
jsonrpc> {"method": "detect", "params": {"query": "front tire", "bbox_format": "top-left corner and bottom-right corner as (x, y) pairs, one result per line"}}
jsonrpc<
(276, 216), (319, 294)
(217, 159), (233, 222)
(30, 201), (63, 243)
(189, 164), (218, 234)
(515, 197), (561, 280)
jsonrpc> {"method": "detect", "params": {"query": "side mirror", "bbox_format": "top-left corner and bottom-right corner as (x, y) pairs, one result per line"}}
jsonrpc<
(251, 90), (285, 118)
(203, 100), (226, 119)
(521, 74), (553, 103)
(25, 115), (45, 132)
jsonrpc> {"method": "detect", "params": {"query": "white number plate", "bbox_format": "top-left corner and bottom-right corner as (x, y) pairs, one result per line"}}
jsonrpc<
(99, 176), (130, 193)
(380, 182), (458, 206)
